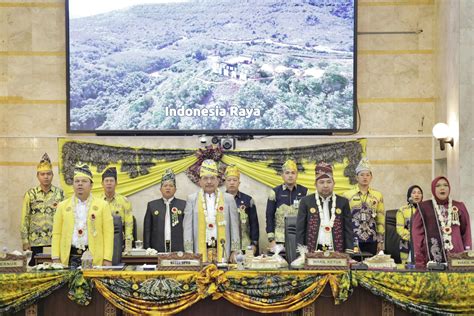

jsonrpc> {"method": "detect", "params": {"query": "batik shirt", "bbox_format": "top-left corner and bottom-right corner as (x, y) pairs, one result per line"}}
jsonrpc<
(232, 191), (259, 250)
(343, 187), (385, 243)
(266, 184), (308, 243)
(103, 193), (134, 241)
(20, 186), (65, 246)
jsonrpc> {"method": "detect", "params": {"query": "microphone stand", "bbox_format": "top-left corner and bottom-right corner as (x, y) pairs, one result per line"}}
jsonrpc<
(409, 202), (415, 265)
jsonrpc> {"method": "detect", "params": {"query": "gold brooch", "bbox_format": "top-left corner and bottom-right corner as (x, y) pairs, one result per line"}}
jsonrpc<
(154, 210), (159, 215)
(310, 207), (316, 214)
(336, 208), (342, 215)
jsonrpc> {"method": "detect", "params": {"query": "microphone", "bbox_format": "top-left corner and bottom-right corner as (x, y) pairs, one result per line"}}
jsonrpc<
(408, 197), (414, 205)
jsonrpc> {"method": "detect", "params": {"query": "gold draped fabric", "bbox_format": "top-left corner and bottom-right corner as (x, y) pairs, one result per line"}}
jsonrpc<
(58, 138), (366, 198)
(82, 266), (350, 315)
(352, 271), (474, 315)
(84, 269), (202, 315)
(220, 269), (350, 313)
(0, 271), (71, 314)
(3, 269), (474, 315)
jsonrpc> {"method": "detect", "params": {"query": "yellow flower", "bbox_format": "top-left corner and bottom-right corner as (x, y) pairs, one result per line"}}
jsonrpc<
(133, 292), (139, 297)
(183, 284), (189, 291)
(263, 292), (269, 297)
(132, 283), (139, 290)
(241, 280), (248, 286)
(266, 279), (272, 286)
(291, 280), (298, 287)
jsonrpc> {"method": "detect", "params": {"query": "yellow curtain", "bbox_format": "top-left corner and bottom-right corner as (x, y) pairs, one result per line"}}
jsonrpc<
(58, 139), (197, 198)
(59, 138), (366, 197)
(221, 155), (355, 195)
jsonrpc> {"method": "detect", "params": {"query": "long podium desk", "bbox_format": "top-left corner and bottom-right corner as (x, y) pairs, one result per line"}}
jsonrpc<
(4, 267), (473, 316)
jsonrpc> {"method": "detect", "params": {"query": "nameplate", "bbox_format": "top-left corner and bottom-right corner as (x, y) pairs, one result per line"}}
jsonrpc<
(0, 260), (23, 268)
(448, 252), (474, 271)
(304, 252), (350, 270)
(0, 254), (27, 273)
(451, 259), (474, 267)
(156, 252), (202, 271)
(306, 258), (348, 267)
(160, 260), (201, 267)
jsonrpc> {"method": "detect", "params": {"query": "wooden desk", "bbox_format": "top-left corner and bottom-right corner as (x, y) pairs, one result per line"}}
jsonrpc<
(35, 255), (158, 265)
(121, 255), (158, 265)
(34, 254), (52, 265)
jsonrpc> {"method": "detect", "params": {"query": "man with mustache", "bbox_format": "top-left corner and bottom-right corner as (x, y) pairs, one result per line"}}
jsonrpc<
(183, 159), (240, 263)
(52, 163), (113, 267)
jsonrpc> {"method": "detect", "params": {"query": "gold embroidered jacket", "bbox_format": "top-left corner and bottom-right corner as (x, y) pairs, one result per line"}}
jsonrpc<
(20, 186), (65, 246)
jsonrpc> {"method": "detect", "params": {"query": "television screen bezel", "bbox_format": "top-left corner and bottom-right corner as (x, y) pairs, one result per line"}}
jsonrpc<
(65, 0), (358, 136)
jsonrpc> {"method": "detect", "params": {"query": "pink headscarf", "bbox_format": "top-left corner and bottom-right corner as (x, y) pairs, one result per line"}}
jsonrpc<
(431, 176), (450, 205)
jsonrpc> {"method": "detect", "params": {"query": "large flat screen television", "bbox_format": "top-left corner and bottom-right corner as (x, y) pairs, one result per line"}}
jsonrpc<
(66, 0), (357, 135)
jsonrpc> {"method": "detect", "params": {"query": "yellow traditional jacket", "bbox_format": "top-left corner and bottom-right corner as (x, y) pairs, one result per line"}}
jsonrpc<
(396, 204), (417, 241)
(343, 187), (385, 243)
(20, 185), (65, 246)
(102, 193), (134, 241)
(51, 195), (114, 266)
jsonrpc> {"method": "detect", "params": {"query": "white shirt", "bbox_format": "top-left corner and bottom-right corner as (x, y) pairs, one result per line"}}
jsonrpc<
(163, 197), (174, 242)
(317, 196), (334, 247)
(72, 197), (89, 248)
(205, 193), (217, 244)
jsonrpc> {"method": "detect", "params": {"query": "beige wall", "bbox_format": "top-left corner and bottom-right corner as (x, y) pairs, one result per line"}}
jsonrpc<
(0, 0), (439, 252)
(436, 0), (474, 230)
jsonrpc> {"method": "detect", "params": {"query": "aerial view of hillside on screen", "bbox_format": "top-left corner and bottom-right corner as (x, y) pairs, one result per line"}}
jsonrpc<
(68, 0), (355, 133)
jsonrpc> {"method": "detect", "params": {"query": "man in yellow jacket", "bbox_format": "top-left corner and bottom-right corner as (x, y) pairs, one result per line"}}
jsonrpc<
(52, 163), (113, 267)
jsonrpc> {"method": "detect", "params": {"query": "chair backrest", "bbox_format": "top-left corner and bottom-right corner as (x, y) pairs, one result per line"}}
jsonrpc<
(284, 216), (297, 264)
(112, 215), (123, 265)
(384, 209), (401, 264)
(132, 215), (137, 247)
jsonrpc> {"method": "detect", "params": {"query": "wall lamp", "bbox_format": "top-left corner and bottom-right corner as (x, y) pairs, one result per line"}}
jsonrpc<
(432, 123), (454, 151)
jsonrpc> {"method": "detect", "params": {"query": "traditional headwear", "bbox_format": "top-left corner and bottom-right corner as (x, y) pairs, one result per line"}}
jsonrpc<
(282, 159), (297, 172)
(315, 162), (333, 181)
(74, 162), (93, 182)
(37, 153), (52, 172)
(224, 165), (240, 179)
(355, 157), (371, 174)
(407, 185), (423, 204)
(431, 176), (450, 205)
(102, 167), (117, 181)
(161, 168), (176, 187)
(200, 159), (218, 177)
